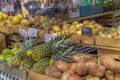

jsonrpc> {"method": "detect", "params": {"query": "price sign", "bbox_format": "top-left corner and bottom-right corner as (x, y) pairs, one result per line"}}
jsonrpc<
(82, 26), (92, 37)
(2, 4), (14, 12)
(45, 34), (58, 43)
(19, 28), (28, 37)
(51, 33), (58, 40)
(23, 1), (41, 15)
(28, 28), (38, 37)
(45, 34), (52, 43)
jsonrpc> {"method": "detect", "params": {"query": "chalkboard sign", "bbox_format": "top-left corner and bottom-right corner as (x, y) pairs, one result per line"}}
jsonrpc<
(82, 26), (92, 37)
(23, 1), (41, 15)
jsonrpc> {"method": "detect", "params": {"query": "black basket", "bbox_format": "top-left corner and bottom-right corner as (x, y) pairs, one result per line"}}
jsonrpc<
(68, 44), (97, 55)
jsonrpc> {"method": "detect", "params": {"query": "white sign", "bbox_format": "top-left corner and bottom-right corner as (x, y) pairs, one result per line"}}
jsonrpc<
(19, 28), (28, 37)
(2, 5), (14, 12)
(45, 34), (52, 43)
(45, 34), (58, 43)
(28, 28), (38, 37)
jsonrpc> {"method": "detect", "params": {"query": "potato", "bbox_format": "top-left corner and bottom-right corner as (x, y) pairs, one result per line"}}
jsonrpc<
(76, 62), (87, 76)
(72, 54), (97, 63)
(105, 70), (114, 80)
(69, 63), (77, 73)
(60, 70), (74, 80)
(99, 56), (120, 74)
(86, 77), (100, 80)
(115, 74), (120, 80)
(45, 65), (62, 78)
(87, 62), (105, 78)
(85, 75), (92, 80)
(54, 60), (70, 72)
(68, 74), (80, 80)
(101, 78), (107, 80)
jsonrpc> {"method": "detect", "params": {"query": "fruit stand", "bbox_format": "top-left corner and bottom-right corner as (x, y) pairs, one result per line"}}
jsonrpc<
(0, 0), (120, 80)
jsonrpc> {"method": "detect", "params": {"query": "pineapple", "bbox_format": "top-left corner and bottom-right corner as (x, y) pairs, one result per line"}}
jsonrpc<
(29, 43), (52, 62)
(32, 58), (49, 74)
(28, 35), (71, 62)
(49, 46), (75, 65)
(20, 57), (35, 70)
(10, 37), (37, 67)
(10, 51), (27, 67)
(32, 47), (75, 74)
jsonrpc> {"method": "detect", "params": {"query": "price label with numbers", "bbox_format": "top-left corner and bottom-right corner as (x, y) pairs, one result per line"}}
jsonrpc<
(82, 26), (92, 37)
(28, 28), (38, 37)
(2, 4), (14, 12)
(19, 28), (28, 37)
(45, 34), (58, 43)
(45, 34), (52, 43)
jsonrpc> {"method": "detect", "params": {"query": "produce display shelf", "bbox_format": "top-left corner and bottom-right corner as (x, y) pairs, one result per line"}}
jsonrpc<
(78, 44), (120, 55)
(68, 11), (115, 22)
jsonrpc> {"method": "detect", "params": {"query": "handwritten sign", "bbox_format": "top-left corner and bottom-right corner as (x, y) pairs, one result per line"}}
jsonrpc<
(19, 28), (28, 37)
(23, 1), (41, 15)
(82, 26), (92, 37)
(45, 34), (58, 43)
(2, 4), (14, 12)
(28, 28), (38, 37)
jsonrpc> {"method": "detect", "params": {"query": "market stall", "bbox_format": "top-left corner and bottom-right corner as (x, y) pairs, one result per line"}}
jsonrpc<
(0, 0), (120, 80)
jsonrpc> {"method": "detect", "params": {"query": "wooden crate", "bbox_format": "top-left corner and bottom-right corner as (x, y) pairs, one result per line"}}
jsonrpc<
(7, 34), (23, 42)
(28, 71), (59, 80)
(70, 35), (95, 45)
(95, 36), (120, 48)
(0, 63), (28, 79)
(0, 25), (19, 34)
(96, 10), (120, 26)
(0, 35), (6, 53)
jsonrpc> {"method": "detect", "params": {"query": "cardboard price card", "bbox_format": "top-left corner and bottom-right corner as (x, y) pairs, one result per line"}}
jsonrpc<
(28, 28), (38, 37)
(2, 4), (14, 12)
(19, 28), (28, 37)
(82, 26), (92, 37)
(45, 34), (58, 43)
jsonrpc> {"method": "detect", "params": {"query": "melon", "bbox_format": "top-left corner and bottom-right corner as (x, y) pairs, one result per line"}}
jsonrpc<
(11, 48), (19, 55)
(0, 55), (5, 61)
(2, 49), (11, 55)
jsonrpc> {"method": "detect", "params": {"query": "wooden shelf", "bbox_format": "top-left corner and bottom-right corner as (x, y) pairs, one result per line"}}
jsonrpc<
(68, 11), (115, 22)
(79, 44), (120, 51)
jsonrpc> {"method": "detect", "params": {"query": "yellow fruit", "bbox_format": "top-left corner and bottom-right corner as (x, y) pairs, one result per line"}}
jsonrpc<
(76, 30), (81, 35)
(3, 13), (9, 19)
(0, 14), (4, 21)
(83, 20), (90, 25)
(76, 24), (81, 30)
(16, 14), (24, 20)
(21, 19), (28, 24)
(72, 21), (79, 25)
(52, 25), (61, 32)
(62, 24), (69, 30)
(12, 17), (21, 25)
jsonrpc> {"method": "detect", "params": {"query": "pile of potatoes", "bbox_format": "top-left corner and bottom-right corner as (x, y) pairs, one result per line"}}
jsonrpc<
(45, 54), (120, 80)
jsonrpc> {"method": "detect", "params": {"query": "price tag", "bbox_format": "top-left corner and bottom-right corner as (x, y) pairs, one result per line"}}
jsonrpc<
(2, 4), (14, 12)
(82, 26), (92, 37)
(45, 34), (58, 43)
(28, 28), (38, 37)
(19, 28), (28, 37)
(51, 33), (58, 40)
(45, 34), (52, 43)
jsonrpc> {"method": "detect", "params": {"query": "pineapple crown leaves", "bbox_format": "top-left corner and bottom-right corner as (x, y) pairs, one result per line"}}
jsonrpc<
(51, 46), (75, 62)
(49, 34), (72, 49)
(21, 37), (38, 52)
